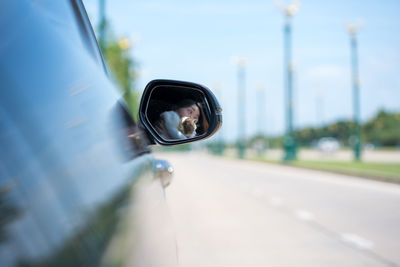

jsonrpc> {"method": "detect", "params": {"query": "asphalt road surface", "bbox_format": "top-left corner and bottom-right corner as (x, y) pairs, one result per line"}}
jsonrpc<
(162, 152), (400, 267)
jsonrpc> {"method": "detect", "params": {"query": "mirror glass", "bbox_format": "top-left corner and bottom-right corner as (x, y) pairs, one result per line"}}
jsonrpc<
(145, 85), (211, 141)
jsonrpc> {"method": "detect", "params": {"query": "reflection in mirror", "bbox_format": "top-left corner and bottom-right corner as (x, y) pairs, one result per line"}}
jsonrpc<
(145, 86), (211, 141)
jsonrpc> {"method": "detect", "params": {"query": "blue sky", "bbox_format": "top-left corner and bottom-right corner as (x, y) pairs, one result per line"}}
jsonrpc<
(83, 0), (400, 142)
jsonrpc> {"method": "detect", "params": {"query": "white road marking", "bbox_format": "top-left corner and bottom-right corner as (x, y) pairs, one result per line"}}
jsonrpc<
(295, 209), (315, 221)
(340, 233), (374, 250)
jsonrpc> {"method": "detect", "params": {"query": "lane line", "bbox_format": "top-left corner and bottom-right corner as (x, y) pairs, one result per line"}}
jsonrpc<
(340, 233), (374, 250)
(294, 209), (315, 221)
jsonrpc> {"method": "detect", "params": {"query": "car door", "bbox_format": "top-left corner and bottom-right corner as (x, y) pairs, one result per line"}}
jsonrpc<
(0, 1), (177, 266)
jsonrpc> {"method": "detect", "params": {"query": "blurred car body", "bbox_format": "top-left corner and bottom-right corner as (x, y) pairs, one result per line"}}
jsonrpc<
(0, 1), (221, 266)
(317, 137), (340, 153)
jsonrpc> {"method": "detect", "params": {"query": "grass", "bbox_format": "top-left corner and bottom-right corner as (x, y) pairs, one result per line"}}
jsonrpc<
(247, 155), (400, 183)
(289, 160), (400, 182)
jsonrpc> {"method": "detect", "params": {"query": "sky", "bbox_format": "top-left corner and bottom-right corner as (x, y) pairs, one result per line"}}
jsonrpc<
(82, 0), (400, 142)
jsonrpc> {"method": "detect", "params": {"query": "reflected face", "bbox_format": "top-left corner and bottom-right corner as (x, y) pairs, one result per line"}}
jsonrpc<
(177, 104), (200, 120)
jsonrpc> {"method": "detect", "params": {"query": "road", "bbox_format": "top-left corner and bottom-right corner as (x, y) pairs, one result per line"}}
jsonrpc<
(162, 152), (400, 267)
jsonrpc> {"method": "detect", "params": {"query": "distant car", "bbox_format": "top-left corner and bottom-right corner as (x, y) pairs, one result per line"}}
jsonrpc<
(364, 143), (376, 150)
(317, 137), (340, 153)
(0, 1), (221, 266)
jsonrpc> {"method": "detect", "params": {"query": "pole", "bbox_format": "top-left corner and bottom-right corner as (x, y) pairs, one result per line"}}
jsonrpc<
(316, 89), (324, 128)
(256, 84), (267, 156)
(283, 14), (297, 161)
(257, 84), (265, 135)
(350, 32), (362, 161)
(215, 84), (225, 155)
(237, 59), (246, 158)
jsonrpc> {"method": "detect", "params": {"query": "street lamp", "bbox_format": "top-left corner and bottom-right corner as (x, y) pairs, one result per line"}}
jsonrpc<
(257, 83), (266, 136)
(277, 0), (299, 161)
(236, 57), (248, 158)
(255, 83), (267, 156)
(316, 88), (324, 128)
(214, 82), (225, 155)
(346, 22), (363, 161)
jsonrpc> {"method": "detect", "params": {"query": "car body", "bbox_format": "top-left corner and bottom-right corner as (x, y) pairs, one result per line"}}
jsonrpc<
(317, 137), (340, 153)
(0, 1), (221, 266)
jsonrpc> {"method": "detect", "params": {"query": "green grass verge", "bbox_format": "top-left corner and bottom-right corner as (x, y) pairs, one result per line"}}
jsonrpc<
(290, 161), (400, 181)
(246, 155), (400, 183)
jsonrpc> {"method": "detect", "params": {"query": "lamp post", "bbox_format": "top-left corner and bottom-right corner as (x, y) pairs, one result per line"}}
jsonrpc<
(237, 57), (247, 158)
(346, 23), (362, 161)
(316, 88), (324, 128)
(257, 83), (266, 135)
(214, 83), (225, 155)
(255, 83), (267, 156)
(278, 0), (299, 161)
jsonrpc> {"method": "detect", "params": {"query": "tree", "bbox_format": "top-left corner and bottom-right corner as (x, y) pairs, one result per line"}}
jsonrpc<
(96, 19), (140, 119)
(249, 110), (400, 148)
(363, 110), (400, 146)
(103, 39), (140, 118)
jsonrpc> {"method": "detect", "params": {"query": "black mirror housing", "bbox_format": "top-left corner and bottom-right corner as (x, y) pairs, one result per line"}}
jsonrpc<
(139, 79), (222, 146)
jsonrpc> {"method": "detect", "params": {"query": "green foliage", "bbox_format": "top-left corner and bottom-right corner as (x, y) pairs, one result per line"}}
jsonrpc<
(289, 161), (400, 182)
(363, 110), (400, 146)
(292, 120), (355, 147)
(206, 141), (226, 154)
(103, 41), (140, 119)
(248, 109), (400, 148)
(104, 42), (133, 92)
(96, 18), (140, 120)
(247, 135), (282, 149)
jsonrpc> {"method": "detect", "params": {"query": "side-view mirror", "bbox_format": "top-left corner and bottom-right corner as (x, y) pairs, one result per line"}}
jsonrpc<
(139, 79), (222, 145)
